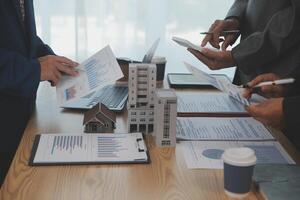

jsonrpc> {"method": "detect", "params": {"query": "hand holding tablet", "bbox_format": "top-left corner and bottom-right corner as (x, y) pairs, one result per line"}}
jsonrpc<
(172, 36), (220, 52)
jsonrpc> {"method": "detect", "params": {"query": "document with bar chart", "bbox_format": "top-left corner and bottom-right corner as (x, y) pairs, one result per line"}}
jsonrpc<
(29, 133), (149, 166)
(56, 45), (123, 106)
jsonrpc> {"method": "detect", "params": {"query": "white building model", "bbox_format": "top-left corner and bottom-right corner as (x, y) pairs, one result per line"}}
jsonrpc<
(128, 63), (156, 133)
(154, 89), (177, 147)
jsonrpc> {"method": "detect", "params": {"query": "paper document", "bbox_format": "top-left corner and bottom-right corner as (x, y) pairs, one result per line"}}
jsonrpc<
(177, 92), (247, 115)
(184, 62), (250, 105)
(181, 141), (295, 169)
(142, 38), (160, 63)
(176, 92), (266, 116)
(30, 133), (148, 165)
(176, 117), (275, 141)
(56, 46), (123, 106)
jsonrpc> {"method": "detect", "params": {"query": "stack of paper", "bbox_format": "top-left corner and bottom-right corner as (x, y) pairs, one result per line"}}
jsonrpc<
(176, 117), (295, 169)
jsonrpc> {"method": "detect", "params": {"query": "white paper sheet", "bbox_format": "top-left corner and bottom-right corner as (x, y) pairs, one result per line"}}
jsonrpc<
(56, 45), (123, 106)
(177, 92), (246, 114)
(184, 62), (250, 105)
(33, 133), (147, 164)
(176, 117), (275, 141)
(142, 38), (160, 63)
(176, 92), (266, 114)
(181, 141), (295, 169)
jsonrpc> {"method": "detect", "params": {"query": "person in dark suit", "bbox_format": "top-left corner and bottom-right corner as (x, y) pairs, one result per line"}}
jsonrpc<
(0, 0), (78, 186)
(188, 0), (300, 84)
(243, 73), (300, 150)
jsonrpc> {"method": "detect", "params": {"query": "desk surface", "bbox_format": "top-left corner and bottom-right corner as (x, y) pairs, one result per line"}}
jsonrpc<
(1, 82), (300, 200)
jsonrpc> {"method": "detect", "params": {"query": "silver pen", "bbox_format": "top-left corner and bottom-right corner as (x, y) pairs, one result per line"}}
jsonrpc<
(240, 78), (295, 89)
(200, 30), (240, 35)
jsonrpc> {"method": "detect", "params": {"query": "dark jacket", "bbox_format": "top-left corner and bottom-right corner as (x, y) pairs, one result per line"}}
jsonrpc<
(283, 77), (300, 150)
(226, 0), (300, 84)
(0, 0), (54, 152)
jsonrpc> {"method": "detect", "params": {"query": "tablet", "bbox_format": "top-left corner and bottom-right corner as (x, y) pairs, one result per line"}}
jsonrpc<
(167, 73), (231, 89)
(172, 36), (219, 52)
(172, 36), (203, 51)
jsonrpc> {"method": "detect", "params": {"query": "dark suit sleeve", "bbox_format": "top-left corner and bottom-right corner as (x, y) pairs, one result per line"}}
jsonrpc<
(35, 36), (55, 57)
(225, 0), (249, 22)
(283, 96), (300, 149)
(232, 0), (300, 75)
(287, 75), (300, 96)
(0, 48), (40, 98)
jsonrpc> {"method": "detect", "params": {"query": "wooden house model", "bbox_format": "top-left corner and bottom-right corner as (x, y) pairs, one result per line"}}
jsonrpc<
(83, 103), (116, 133)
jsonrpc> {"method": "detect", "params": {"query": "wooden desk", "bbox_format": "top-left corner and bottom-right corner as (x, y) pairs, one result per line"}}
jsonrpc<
(1, 82), (300, 200)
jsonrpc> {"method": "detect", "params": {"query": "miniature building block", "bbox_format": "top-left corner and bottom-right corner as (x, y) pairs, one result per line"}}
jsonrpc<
(154, 89), (177, 147)
(128, 108), (154, 133)
(128, 63), (156, 109)
(83, 103), (116, 133)
(127, 63), (156, 134)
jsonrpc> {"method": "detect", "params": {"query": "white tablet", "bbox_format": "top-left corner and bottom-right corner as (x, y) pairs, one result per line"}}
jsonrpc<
(172, 36), (220, 52)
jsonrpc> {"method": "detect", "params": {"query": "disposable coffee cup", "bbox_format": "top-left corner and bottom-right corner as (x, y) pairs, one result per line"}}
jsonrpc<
(222, 147), (257, 198)
(151, 56), (167, 82)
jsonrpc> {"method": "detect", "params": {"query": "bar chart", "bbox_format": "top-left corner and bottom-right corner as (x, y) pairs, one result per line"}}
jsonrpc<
(33, 133), (148, 164)
(97, 135), (127, 158)
(51, 135), (84, 155)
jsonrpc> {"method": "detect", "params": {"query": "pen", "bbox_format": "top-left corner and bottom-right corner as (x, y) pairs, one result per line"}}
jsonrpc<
(240, 78), (295, 89)
(200, 30), (240, 35)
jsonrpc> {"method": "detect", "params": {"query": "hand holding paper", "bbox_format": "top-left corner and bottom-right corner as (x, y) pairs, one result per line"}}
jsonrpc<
(246, 98), (285, 130)
(56, 45), (124, 106)
(184, 62), (250, 105)
(39, 55), (79, 86)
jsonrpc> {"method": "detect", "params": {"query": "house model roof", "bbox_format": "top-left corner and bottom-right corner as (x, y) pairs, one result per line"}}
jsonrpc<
(83, 103), (116, 125)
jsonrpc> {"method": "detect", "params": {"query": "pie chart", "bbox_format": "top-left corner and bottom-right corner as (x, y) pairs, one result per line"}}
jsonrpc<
(202, 149), (224, 160)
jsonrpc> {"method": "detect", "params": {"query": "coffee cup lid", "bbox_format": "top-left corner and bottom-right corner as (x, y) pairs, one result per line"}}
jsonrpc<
(151, 56), (166, 63)
(222, 147), (256, 167)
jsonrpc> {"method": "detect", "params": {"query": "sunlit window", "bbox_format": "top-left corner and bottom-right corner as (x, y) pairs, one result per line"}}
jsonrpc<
(34, 0), (235, 79)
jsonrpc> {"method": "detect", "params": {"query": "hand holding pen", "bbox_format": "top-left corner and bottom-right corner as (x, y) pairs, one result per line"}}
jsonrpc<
(201, 18), (240, 50)
(243, 73), (287, 130)
(242, 73), (293, 99)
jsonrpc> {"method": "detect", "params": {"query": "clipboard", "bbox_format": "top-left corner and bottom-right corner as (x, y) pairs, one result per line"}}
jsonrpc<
(29, 133), (150, 166)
